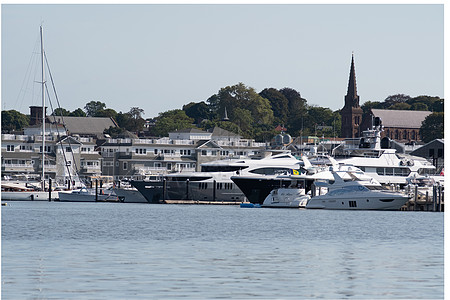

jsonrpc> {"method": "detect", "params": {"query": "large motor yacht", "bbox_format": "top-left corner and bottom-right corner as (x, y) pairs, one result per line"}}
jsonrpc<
(332, 118), (437, 186)
(131, 151), (302, 203)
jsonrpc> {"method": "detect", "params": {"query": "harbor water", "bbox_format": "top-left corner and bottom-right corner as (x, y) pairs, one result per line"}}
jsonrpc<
(2, 202), (444, 299)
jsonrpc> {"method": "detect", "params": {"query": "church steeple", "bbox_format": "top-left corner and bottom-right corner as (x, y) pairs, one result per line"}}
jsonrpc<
(343, 53), (360, 109)
(340, 53), (363, 138)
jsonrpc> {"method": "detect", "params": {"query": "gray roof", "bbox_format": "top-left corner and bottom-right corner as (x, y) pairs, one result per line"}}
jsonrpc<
(49, 116), (117, 135)
(172, 128), (207, 134)
(210, 127), (241, 138)
(1, 151), (34, 159)
(371, 109), (432, 129)
(81, 153), (102, 160)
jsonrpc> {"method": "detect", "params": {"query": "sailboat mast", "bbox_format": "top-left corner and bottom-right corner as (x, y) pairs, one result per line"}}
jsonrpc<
(40, 25), (46, 188)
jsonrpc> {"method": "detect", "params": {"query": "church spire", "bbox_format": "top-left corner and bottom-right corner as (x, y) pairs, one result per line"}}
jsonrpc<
(344, 53), (360, 108)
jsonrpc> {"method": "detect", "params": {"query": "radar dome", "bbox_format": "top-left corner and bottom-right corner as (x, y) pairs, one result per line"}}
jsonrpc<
(282, 134), (292, 145)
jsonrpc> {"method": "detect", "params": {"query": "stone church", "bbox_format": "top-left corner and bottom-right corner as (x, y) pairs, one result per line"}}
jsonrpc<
(340, 54), (430, 142)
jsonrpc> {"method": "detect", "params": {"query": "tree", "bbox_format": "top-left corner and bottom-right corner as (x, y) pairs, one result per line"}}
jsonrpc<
(259, 88), (289, 125)
(183, 102), (210, 123)
(230, 108), (253, 137)
(104, 126), (126, 138)
(84, 101), (106, 117)
(388, 103), (411, 110)
(126, 107), (145, 132)
(361, 101), (382, 114)
(150, 109), (194, 137)
(279, 87), (308, 134)
(410, 103), (428, 111)
(129, 107), (145, 119)
(115, 112), (131, 129)
(52, 108), (71, 116)
(1, 110), (30, 133)
(384, 94), (411, 105)
(96, 108), (118, 119)
(248, 97), (274, 125)
(70, 108), (86, 117)
(420, 112), (443, 143)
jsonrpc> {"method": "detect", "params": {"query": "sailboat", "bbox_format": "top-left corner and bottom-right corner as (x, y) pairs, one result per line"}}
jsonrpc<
(2, 26), (59, 201)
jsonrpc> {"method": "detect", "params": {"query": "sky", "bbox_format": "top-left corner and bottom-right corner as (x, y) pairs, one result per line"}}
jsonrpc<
(1, 3), (445, 119)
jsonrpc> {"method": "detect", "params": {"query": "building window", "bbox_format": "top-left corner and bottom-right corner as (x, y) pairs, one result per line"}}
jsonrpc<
(154, 149), (158, 154)
(123, 162), (128, 170)
(202, 150), (207, 155)
(429, 149), (435, 157)
(6, 145), (14, 152)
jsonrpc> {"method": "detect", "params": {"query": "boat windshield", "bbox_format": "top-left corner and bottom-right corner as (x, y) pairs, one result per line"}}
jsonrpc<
(201, 165), (248, 172)
(328, 185), (369, 196)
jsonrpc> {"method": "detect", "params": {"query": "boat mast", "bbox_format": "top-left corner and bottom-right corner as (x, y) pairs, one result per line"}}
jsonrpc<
(40, 25), (45, 189)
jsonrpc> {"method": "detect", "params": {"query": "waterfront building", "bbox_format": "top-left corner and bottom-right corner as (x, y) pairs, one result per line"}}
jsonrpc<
(1, 132), (101, 184)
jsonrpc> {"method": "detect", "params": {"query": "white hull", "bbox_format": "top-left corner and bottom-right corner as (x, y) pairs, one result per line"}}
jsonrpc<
(58, 190), (118, 202)
(113, 188), (148, 203)
(262, 188), (310, 208)
(2, 191), (59, 201)
(306, 192), (409, 210)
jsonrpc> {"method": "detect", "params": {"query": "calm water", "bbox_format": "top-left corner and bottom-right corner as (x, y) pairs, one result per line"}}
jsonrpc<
(2, 202), (444, 299)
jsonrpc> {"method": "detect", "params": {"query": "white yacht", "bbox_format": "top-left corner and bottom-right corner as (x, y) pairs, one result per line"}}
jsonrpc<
(305, 169), (410, 210)
(332, 120), (437, 186)
(262, 188), (310, 208)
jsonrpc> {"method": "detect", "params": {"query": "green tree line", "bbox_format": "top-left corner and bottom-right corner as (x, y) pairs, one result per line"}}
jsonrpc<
(1, 85), (444, 143)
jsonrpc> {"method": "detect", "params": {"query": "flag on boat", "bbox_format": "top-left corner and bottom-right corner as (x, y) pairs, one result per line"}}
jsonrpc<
(290, 169), (300, 175)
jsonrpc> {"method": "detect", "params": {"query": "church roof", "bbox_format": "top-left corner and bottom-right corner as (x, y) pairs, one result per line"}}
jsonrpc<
(371, 109), (432, 129)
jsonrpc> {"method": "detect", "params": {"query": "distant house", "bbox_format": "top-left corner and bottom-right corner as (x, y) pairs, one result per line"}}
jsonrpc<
(410, 139), (444, 171)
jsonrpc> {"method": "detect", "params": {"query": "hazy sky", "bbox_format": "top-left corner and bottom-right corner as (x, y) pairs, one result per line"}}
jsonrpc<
(1, 4), (444, 118)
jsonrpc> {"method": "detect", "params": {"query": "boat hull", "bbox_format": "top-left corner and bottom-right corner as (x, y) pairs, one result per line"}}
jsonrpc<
(1, 191), (59, 201)
(130, 180), (164, 203)
(58, 191), (118, 202)
(231, 176), (293, 204)
(262, 188), (310, 208)
(306, 193), (409, 210)
(113, 188), (148, 203)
